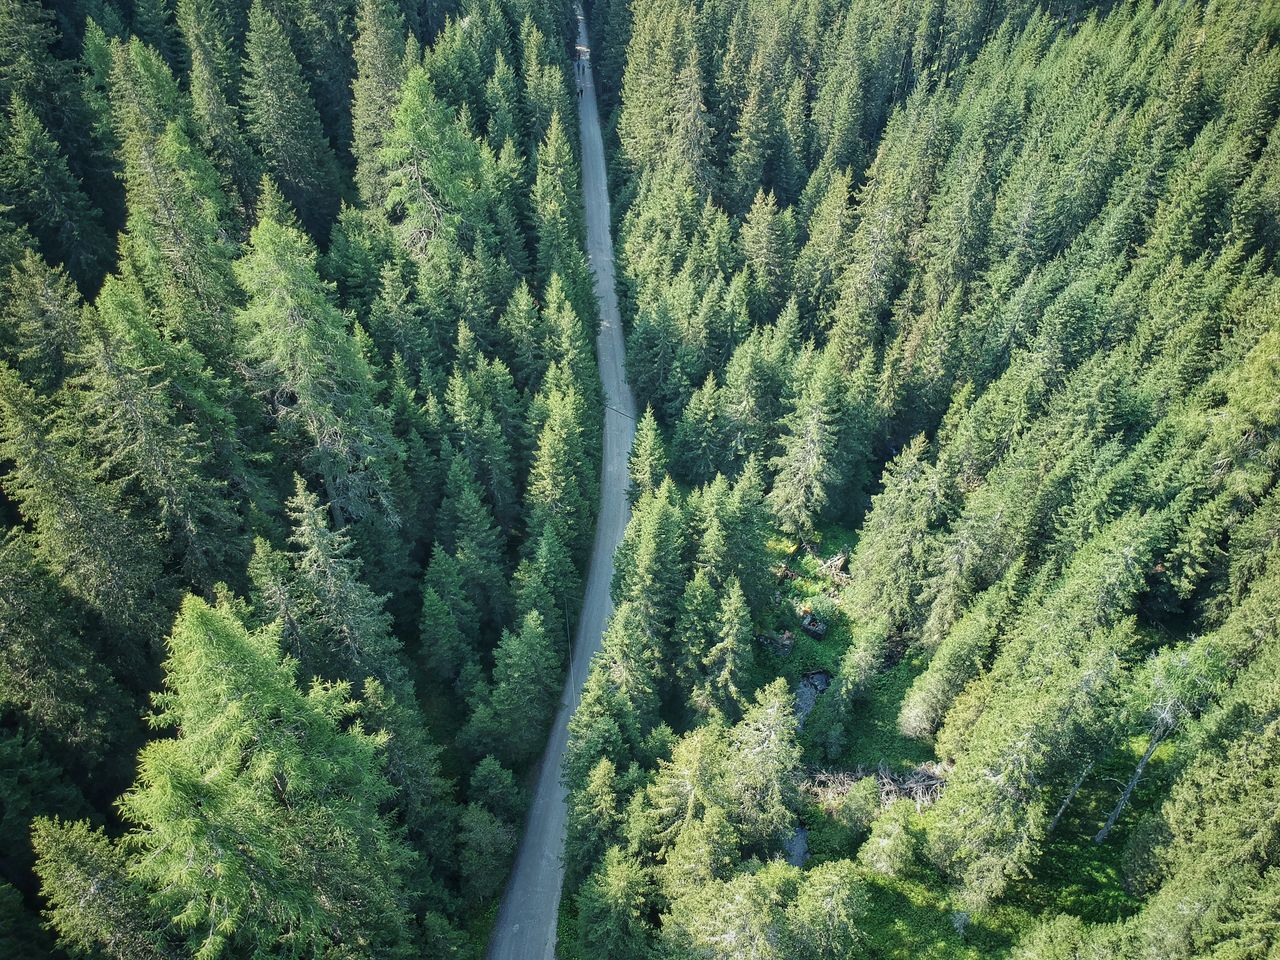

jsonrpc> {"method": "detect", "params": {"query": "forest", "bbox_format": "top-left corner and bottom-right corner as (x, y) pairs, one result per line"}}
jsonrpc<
(0, 0), (1278, 957)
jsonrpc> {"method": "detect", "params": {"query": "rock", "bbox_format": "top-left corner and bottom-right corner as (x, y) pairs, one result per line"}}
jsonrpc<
(794, 670), (832, 729)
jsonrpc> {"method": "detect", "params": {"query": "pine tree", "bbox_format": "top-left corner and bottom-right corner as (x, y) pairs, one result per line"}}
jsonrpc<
(724, 81), (773, 216)
(793, 168), (852, 327)
(739, 189), (792, 323)
(72, 290), (246, 588)
(612, 480), (687, 662)
(722, 678), (800, 845)
(383, 64), (487, 257)
(566, 757), (621, 888)
(250, 477), (404, 686)
(490, 610), (561, 766)
(351, 0), (407, 207)
(458, 802), (518, 902)
(242, 0), (341, 238)
(132, 0), (177, 64)
(236, 181), (401, 523)
(484, 53), (524, 150)
(628, 406), (668, 503)
(533, 111), (590, 310)
(0, 95), (108, 287)
(436, 450), (510, 627)
(784, 862), (869, 960)
(526, 382), (591, 558)
(419, 542), (479, 679)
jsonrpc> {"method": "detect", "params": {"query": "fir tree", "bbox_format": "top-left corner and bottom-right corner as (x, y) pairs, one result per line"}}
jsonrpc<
(242, 0), (341, 238)
(0, 95), (108, 287)
(628, 406), (668, 503)
(351, 0), (407, 207)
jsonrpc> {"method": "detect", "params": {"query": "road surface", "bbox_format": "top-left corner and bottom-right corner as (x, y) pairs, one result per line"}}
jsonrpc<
(485, 6), (636, 959)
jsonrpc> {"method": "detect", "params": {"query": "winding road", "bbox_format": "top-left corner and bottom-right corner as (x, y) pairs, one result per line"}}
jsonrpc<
(485, 6), (636, 959)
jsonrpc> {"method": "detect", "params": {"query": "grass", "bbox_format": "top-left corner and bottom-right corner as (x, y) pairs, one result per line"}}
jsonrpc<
(555, 895), (582, 960)
(835, 653), (938, 773)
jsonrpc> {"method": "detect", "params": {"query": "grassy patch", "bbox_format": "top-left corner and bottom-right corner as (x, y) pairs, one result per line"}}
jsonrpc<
(855, 867), (1031, 960)
(837, 653), (938, 773)
(1005, 736), (1174, 924)
(555, 894), (582, 960)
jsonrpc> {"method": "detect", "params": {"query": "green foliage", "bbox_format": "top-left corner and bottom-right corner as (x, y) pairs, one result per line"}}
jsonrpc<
(1, 2), (597, 953)
(243, 0), (341, 237)
(0, 95), (108, 287)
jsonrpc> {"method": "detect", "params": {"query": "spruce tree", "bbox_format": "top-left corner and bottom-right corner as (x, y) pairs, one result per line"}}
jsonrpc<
(351, 0), (407, 207)
(0, 531), (128, 767)
(0, 251), (84, 392)
(628, 406), (668, 503)
(490, 610), (561, 766)
(31, 817), (167, 960)
(0, 96), (108, 287)
(242, 0), (341, 238)
(0, 361), (163, 635)
(109, 38), (243, 375)
(176, 0), (261, 214)
(119, 596), (417, 957)
(236, 181), (400, 523)
(693, 578), (755, 719)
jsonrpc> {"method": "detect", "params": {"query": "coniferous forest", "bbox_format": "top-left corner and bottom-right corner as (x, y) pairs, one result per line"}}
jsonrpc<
(1, 0), (1279, 957)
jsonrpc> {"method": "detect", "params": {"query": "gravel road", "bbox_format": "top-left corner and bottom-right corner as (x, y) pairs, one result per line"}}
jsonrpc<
(484, 6), (636, 958)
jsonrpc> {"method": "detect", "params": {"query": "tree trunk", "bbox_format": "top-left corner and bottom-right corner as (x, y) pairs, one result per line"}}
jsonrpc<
(1094, 728), (1165, 844)
(1048, 762), (1092, 835)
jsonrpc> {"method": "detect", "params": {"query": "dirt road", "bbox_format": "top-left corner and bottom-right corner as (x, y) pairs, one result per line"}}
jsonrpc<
(484, 6), (636, 959)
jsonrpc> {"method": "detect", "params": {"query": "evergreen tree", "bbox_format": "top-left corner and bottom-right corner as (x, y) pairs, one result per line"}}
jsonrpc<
(767, 347), (846, 541)
(0, 361), (163, 634)
(31, 817), (167, 960)
(693, 577), (755, 719)
(176, 0), (261, 214)
(109, 38), (243, 376)
(672, 373), (727, 486)
(242, 0), (341, 238)
(628, 406), (667, 503)
(72, 292), (246, 588)
(122, 596), (416, 957)
(0, 95), (108, 287)
(722, 678), (800, 845)
(351, 0), (407, 207)
(0, 531), (128, 766)
(490, 610), (561, 766)
(526, 381), (591, 558)
(578, 848), (653, 960)
(236, 181), (401, 524)
(739, 189), (792, 323)
(0, 251), (84, 392)
(533, 111), (589, 310)
(435, 449), (510, 627)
